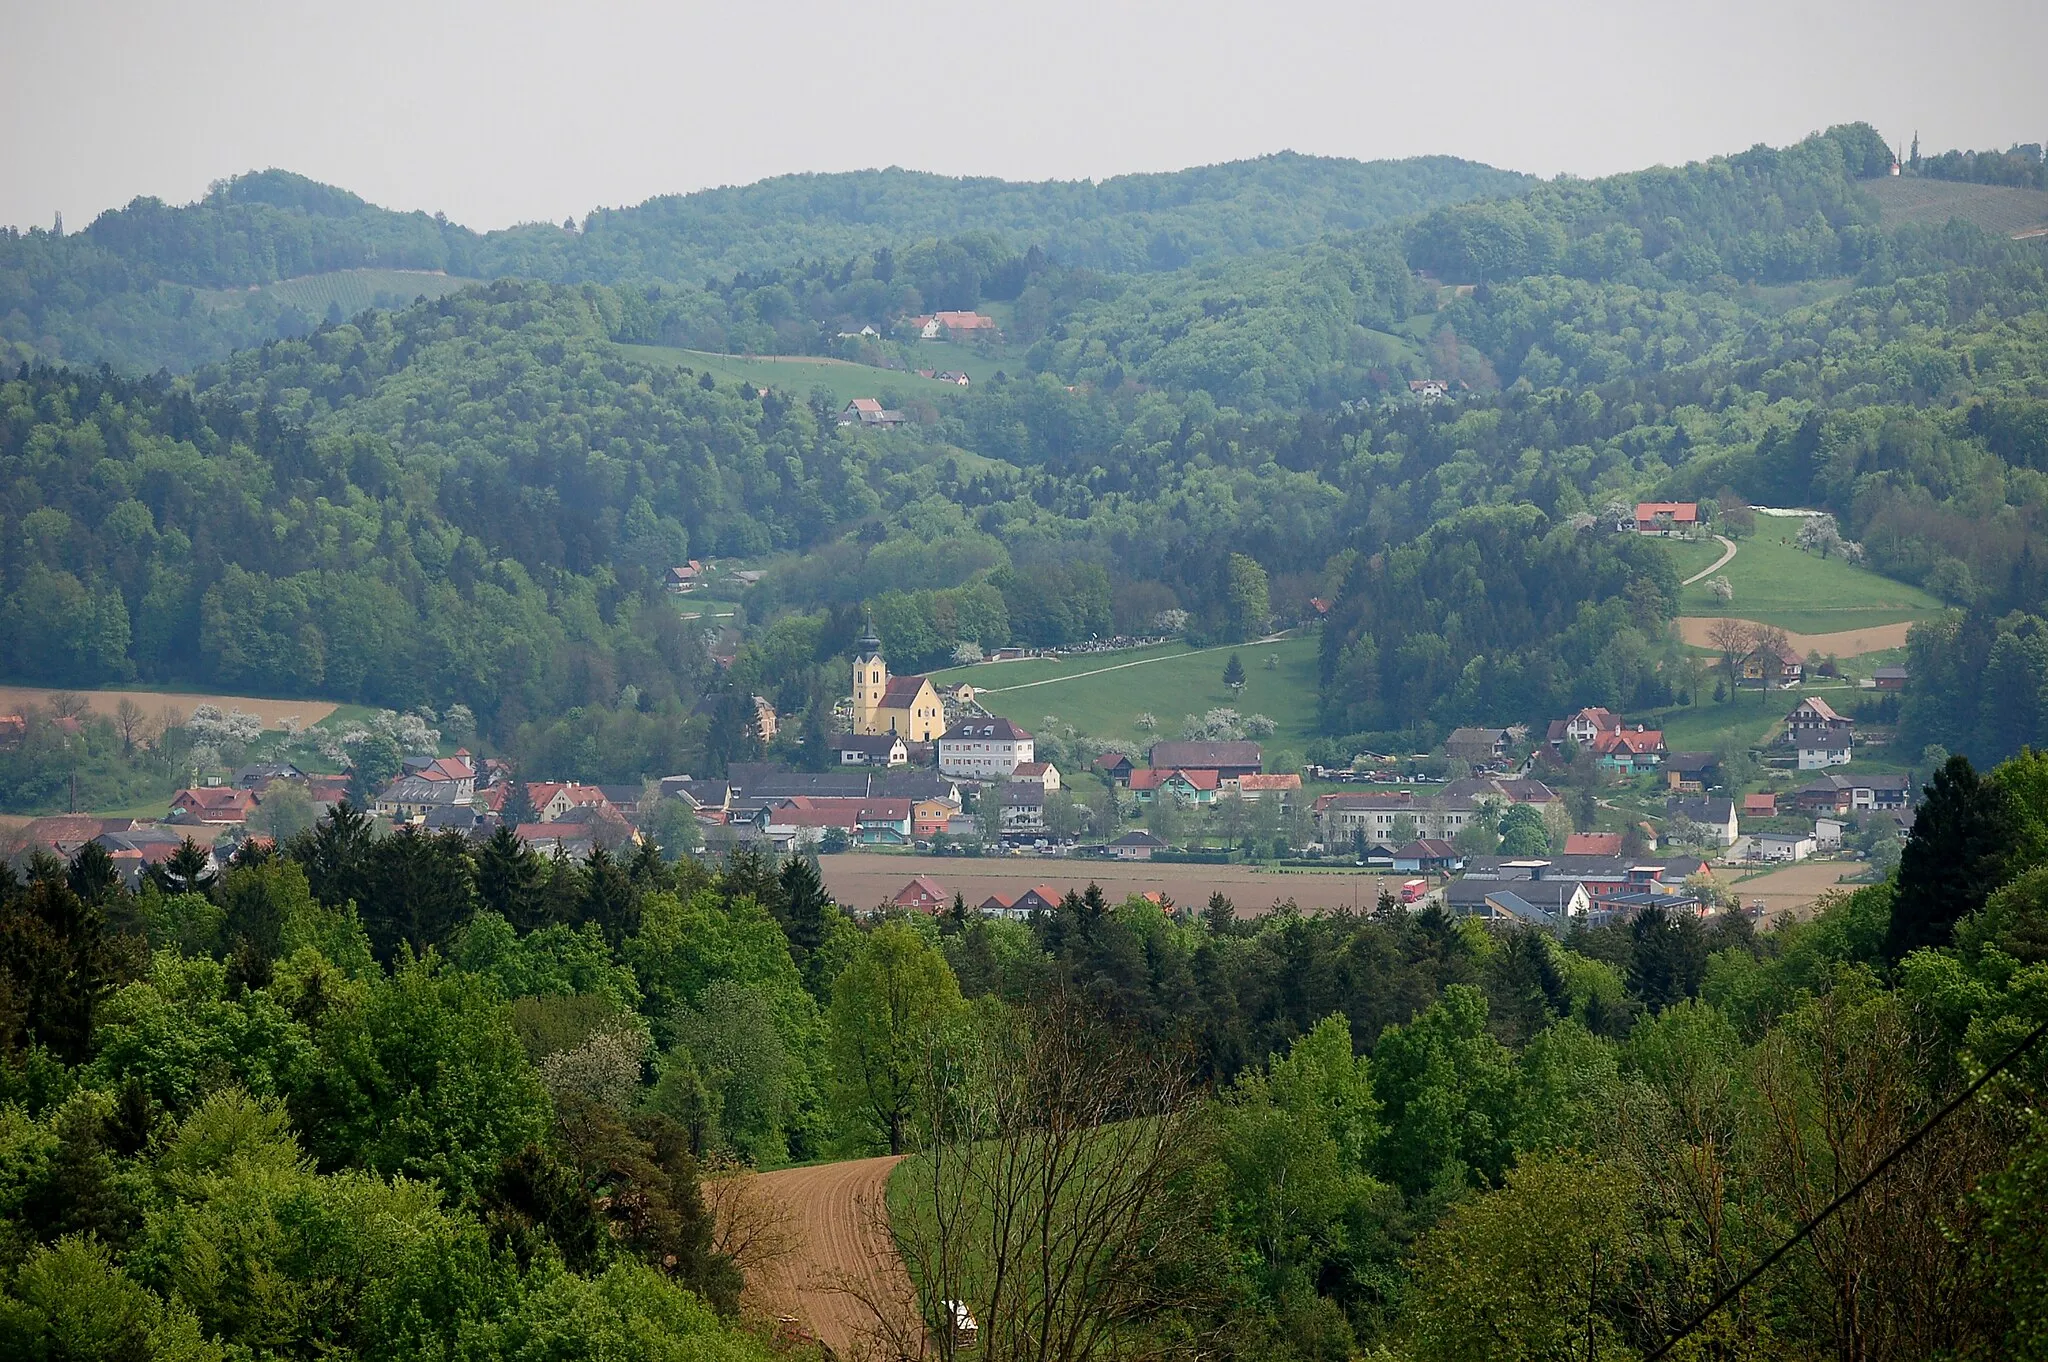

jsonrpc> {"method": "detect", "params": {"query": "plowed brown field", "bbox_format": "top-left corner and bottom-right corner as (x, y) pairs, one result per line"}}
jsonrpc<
(0, 685), (337, 729)
(1675, 617), (1913, 657)
(748, 1156), (915, 1359)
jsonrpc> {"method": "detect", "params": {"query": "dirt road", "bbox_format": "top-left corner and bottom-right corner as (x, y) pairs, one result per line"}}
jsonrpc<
(1675, 617), (1913, 657)
(749, 1155), (914, 1359)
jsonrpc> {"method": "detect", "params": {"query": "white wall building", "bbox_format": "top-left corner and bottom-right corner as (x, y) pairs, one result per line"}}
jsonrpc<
(937, 717), (1035, 781)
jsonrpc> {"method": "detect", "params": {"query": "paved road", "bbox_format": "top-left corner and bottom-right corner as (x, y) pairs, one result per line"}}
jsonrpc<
(1680, 535), (1739, 586)
(749, 1155), (915, 1358)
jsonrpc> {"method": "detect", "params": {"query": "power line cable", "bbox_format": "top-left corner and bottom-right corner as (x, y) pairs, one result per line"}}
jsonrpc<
(1643, 1011), (2048, 1362)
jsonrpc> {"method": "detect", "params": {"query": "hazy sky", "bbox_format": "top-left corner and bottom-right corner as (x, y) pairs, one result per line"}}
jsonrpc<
(5, 0), (2043, 232)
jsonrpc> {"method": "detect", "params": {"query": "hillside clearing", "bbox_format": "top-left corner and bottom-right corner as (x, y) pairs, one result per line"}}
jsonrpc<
(1670, 520), (1943, 634)
(929, 635), (1322, 751)
(198, 268), (480, 316)
(617, 343), (984, 406)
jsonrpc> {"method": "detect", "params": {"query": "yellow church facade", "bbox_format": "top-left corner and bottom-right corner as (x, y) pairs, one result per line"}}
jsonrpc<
(852, 630), (944, 741)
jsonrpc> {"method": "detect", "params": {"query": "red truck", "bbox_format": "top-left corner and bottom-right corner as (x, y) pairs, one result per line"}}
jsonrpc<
(1399, 878), (1428, 905)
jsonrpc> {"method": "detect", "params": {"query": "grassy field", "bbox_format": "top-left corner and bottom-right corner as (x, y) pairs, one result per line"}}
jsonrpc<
(617, 343), (991, 407)
(929, 635), (1323, 754)
(1670, 520), (1943, 634)
(1864, 177), (2048, 237)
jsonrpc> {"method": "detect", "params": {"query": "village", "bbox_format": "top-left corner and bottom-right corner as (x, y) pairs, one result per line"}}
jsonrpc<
(4, 581), (1923, 933)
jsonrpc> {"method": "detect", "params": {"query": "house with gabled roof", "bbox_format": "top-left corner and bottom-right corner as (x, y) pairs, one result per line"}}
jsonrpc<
(892, 876), (951, 913)
(1785, 697), (1853, 769)
(1129, 768), (1220, 805)
(1633, 502), (1699, 535)
(1148, 741), (1261, 779)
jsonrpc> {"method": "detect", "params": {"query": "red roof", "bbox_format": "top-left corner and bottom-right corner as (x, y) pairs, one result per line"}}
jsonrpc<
(1129, 768), (1220, 791)
(419, 756), (475, 782)
(1564, 832), (1623, 855)
(893, 876), (950, 909)
(173, 787), (257, 817)
(1237, 773), (1302, 791)
(877, 676), (932, 708)
(1595, 729), (1665, 755)
(1635, 502), (1698, 522)
(1744, 793), (1778, 815)
(1791, 697), (1845, 723)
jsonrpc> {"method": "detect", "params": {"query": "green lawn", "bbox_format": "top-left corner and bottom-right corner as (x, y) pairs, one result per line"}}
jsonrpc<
(1638, 683), (1861, 754)
(1671, 520), (1943, 634)
(930, 635), (1323, 757)
(617, 343), (986, 408)
(200, 269), (481, 317)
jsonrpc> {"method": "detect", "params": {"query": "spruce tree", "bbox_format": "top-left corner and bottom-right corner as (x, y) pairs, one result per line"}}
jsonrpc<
(1886, 755), (2017, 961)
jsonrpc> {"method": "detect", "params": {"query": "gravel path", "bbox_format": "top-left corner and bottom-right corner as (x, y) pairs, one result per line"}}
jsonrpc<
(1679, 535), (1738, 586)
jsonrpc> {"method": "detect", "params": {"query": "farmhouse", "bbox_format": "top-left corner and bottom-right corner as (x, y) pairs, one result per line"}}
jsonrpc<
(892, 876), (951, 913)
(1130, 768), (1221, 805)
(1740, 641), (1804, 689)
(1235, 772), (1302, 805)
(1107, 831), (1168, 860)
(838, 398), (908, 427)
(665, 561), (705, 593)
(1792, 771), (1913, 814)
(170, 787), (257, 825)
(1665, 795), (1740, 847)
(1633, 502), (1699, 535)
(1444, 727), (1512, 764)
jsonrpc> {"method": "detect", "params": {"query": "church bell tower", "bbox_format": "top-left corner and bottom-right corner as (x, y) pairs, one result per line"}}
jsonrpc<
(852, 627), (887, 735)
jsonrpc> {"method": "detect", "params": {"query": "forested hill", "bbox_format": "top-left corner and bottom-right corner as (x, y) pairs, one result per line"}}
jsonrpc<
(0, 154), (1528, 373)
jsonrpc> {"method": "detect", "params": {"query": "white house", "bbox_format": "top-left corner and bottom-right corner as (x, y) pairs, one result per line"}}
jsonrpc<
(1814, 817), (1845, 851)
(937, 717), (1035, 781)
(1756, 831), (1816, 863)
(1786, 697), (1854, 770)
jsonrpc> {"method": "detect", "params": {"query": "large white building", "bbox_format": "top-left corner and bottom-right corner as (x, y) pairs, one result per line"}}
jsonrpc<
(937, 717), (1034, 781)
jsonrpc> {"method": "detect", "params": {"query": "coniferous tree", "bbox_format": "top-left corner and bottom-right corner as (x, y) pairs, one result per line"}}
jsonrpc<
(1887, 755), (2019, 960)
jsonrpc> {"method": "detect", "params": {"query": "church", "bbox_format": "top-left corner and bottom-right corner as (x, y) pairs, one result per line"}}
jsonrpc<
(851, 629), (944, 741)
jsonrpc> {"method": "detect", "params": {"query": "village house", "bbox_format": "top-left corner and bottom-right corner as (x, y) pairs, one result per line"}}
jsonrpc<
(836, 733), (909, 767)
(1873, 665), (1909, 692)
(1664, 752), (1720, 791)
(233, 762), (305, 790)
(1785, 697), (1853, 769)
(923, 311), (999, 342)
(998, 782), (1047, 836)
(1744, 792), (1778, 818)
(1010, 761), (1061, 792)
(1633, 501), (1699, 535)
(1792, 771), (1913, 814)
(1107, 830), (1168, 861)
(1392, 839), (1462, 874)
(1010, 885), (1064, 915)
(1814, 817), (1845, 850)
(1093, 752), (1136, 786)
(1563, 832), (1623, 856)
(838, 398), (908, 427)
(935, 370), (971, 386)
(665, 561), (705, 594)
(1740, 641), (1805, 689)
(1444, 727), (1513, 765)
(1593, 726), (1667, 772)
(1148, 740), (1262, 781)
(526, 782), (612, 823)
(1545, 707), (1623, 751)
(1234, 772), (1303, 805)
(1130, 768), (1221, 805)
(1445, 876), (1592, 931)
(170, 786), (258, 824)
(1665, 795), (1740, 847)
(374, 774), (474, 823)
(1755, 831), (1817, 863)
(892, 876), (951, 913)
(1409, 378), (1450, 403)
(913, 798), (956, 838)
(937, 717), (1034, 780)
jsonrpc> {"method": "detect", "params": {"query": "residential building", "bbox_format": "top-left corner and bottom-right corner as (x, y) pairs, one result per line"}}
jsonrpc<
(1444, 877), (1591, 931)
(1445, 727), (1513, 765)
(838, 398), (907, 426)
(1755, 831), (1816, 863)
(998, 782), (1047, 836)
(913, 799), (955, 838)
(1011, 885), (1064, 915)
(1792, 771), (1913, 814)
(935, 370), (971, 386)
(1147, 740), (1263, 780)
(1740, 641), (1805, 689)
(234, 762), (305, 790)
(926, 311), (999, 342)
(1873, 665), (1909, 692)
(1664, 752), (1720, 791)
(1107, 831), (1167, 861)
(1744, 793), (1778, 818)
(1129, 768), (1221, 805)
(1786, 697), (1853, 769)
(1392, 839), (1462, 873)
(526, 782), (610, 823)
(893, 876), (951, 913)
(1546, 707), (1622, 750)
(978, 891), (1017, 916)
(171, 787), (257, 824)
(1814, 817), (1845, 850)
(1011, 761), (1061, 792)
(1093, 752), (1136, 786)
(837, 733), (909, 767)
(1564, 832), (1623, 856)
(850, 630), (944, 741)
(937, 717), (1035, 780)
(1665, 795), (1739, 847)
(1593, 726), (1666, 772)
(1235, 772), (1302, 805)
(1409, 378), (1450, 402)
(1314, 776), (1555, 845)
(1633, 502), (1699, 535)
(665, 561), (705, 593)
(374, 775), (473, 823)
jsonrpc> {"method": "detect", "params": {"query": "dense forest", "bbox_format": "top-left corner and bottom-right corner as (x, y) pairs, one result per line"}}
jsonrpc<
(0, 155), (1529, 374)
(2, 743), (2047, 1358)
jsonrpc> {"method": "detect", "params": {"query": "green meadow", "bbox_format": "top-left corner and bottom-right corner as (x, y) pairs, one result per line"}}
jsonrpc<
(1669, 519), (1944, 634)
